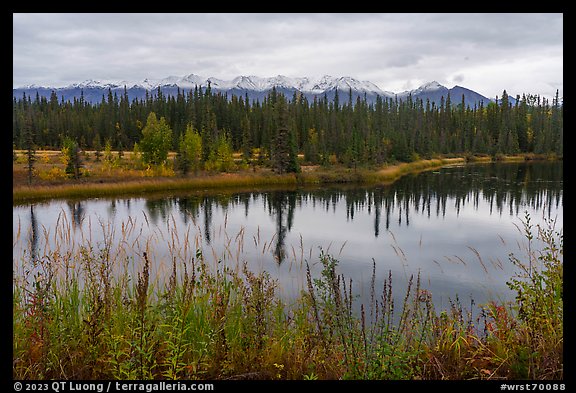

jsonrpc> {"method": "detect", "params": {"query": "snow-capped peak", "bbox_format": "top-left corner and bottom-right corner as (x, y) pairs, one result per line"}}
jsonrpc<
(180, 73), (205, 87)
(231, 75), (258, 90)
(67, 79), (109, 89)
(418, 81), (445, 92)
(18, 83), (46, 89)
(130, 78), (153, 90)
(398, 81), (448, 97)
(334, 76), (386, 95)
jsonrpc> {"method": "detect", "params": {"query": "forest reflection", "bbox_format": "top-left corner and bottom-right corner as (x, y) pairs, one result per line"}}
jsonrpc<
(137, 162), (563, 263)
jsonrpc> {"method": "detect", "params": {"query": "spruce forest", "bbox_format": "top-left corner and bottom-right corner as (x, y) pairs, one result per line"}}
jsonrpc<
(13, 85), (563, 171)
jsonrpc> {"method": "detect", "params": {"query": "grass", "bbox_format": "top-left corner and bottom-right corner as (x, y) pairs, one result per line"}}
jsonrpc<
(13, 172), (300, 204)
(12, 210), (563, 380)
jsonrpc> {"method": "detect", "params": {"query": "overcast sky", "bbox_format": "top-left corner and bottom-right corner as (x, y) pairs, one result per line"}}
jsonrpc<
(13, 13), (563, 100)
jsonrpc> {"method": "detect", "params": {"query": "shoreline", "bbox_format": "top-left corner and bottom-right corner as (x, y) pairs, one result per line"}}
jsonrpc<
(12, 154), (558, 204)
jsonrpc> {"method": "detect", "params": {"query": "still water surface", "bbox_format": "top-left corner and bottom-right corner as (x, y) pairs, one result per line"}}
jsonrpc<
(13, 161), (563, 311)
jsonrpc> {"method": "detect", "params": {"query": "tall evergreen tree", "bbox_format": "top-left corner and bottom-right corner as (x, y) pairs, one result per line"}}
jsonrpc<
(240, 114), (252, 162)
(271, 94), (299, 173)
(62, 136), (82, 179)
(551, 89), (563, 156)
(497, 90), (519, 154)
(22, 113), (36, 185)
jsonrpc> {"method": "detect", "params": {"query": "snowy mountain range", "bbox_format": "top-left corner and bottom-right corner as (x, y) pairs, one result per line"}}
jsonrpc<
(13, 74), (494, 107)
(17, 74), (395, 95)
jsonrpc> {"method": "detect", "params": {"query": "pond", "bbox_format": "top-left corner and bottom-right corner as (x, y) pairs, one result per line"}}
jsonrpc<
(13, 161), (563, 313)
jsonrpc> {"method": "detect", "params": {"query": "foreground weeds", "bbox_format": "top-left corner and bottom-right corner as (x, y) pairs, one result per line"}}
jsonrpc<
(13, 214), (562, 380)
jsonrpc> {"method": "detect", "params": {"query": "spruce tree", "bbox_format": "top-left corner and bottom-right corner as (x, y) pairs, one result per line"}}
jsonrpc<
(93, 133), (103, 161)
(62, 136), (82, 179)
(272, 94), (299, 173)
(551, 89), (563, 156)
(23, 113), (36, 185)
(241, 114), (252, 162)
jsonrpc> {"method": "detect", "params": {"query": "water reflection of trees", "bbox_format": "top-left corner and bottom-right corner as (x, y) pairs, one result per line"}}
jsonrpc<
(266, 191), (297, 264)
(403, 161), (563, 220)
(29, 205), (38, 263)
(67, 201), (85, 228)
(136, 161), (562, 255)
(168, 191), (297, 263)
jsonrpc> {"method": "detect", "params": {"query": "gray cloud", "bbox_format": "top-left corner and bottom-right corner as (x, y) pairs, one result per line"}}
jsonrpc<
(13, 13), (563, 100)
(453, 74), (465, 84)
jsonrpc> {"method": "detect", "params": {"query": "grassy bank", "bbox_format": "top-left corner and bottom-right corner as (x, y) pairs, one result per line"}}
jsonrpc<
(13, 157), (468, 204)
(12, 172), (299, 204)
(13, 212), (562, 380)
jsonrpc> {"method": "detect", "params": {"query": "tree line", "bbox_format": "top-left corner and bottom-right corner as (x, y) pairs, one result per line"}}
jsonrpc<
(13, 84), (563, 173)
